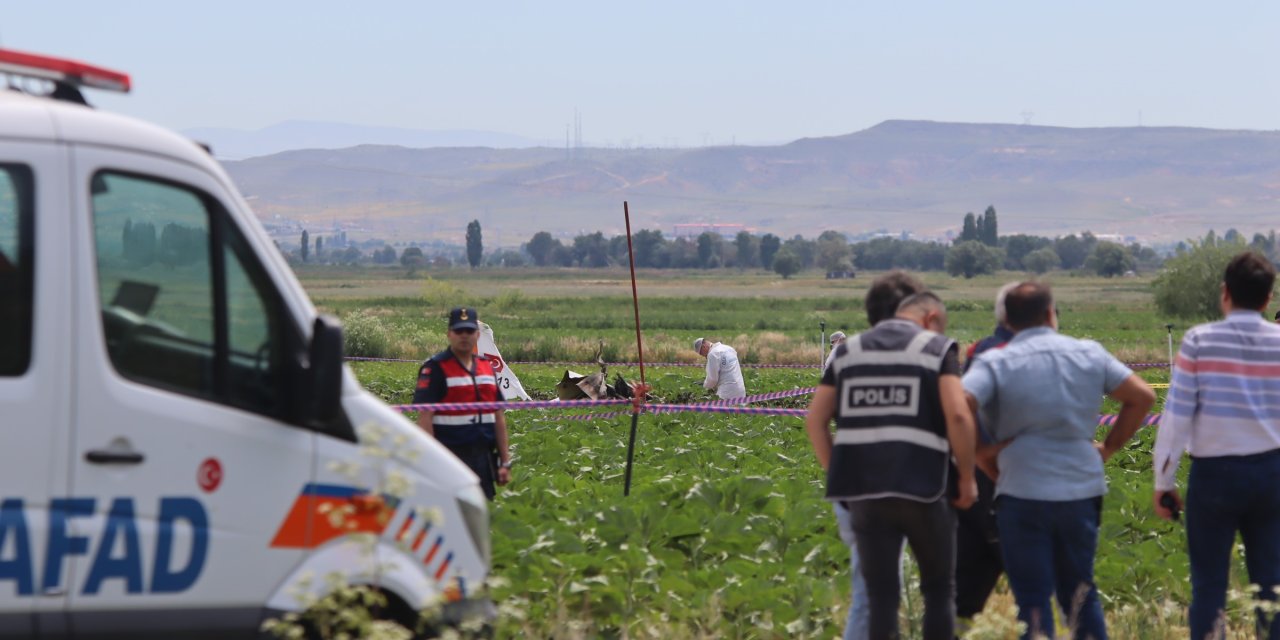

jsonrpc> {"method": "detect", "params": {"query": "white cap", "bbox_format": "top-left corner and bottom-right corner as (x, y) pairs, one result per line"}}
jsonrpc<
(692, 337), (705, 353)
(830, 331), (846, 344)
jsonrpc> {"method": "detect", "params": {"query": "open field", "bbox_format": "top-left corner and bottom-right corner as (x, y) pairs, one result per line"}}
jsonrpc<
(300, 266), (1180, 366)
(308, 267), (1265, 638)
(298, 265), (1159, 304)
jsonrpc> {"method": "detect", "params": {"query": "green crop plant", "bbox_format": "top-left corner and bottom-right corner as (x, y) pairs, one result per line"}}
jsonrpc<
(319, 269), (1262, 638)
(345, 360), (1263, 638)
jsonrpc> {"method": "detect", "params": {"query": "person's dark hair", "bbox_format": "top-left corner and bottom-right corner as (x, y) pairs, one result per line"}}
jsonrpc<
(1004, 281), (1054, 331)
(865, 271), (925, 325)
(1223, 251), (1276, 311)
(1274, 308), (1280, 322)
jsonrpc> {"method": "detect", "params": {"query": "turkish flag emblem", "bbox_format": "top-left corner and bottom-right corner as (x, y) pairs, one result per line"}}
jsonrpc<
(198, 458), (223, 493)
(484, 353), (505, 373)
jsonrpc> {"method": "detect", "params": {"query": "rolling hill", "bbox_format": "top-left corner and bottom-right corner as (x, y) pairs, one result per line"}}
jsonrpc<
(222, 120), (1280, 247)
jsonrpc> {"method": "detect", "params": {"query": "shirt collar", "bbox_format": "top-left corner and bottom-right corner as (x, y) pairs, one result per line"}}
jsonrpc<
(878, 318), (919, 330)
(1226, 309), (1267, 323)
(1010, 325), (1056, 343)
(994, 324), (1016, 341)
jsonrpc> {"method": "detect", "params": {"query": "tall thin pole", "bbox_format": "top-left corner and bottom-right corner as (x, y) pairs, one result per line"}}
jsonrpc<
(623, 201), (647, 497)
(820, 320), (827, 367)
(1166, 323), (1175, 370)
(624, 202), (647, 390)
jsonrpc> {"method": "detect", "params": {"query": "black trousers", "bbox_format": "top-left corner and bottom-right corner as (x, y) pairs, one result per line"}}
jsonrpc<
(849, 497), (956, 640)
(955, 470), (1003, 619)
(447, 442), (498, 500)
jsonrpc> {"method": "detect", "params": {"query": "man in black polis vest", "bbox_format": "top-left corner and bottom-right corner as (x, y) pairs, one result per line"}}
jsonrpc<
(806, 278), (977, 640)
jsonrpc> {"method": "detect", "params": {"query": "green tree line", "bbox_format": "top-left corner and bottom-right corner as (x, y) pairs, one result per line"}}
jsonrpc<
(510, 206), (1190, 279)
(286, 212), (1279, 282)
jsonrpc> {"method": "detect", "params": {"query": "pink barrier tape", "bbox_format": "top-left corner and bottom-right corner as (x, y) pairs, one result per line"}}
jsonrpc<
(1098, 412), (1163, 428)
(707, 387), (816, 405)
(642, 403), (807, 417)
(625, 407), (1163, 427)
(541, 388), (819, 422)
(349, 357), (1171, 370)
(558, 411), (631, 422)
(343, 357), (818, 368)
(394, 398), (632, 412)
(504, 360), (821, 369)
(390, 393), (1164, 428)
(616, 407), (1157, 426)
(391, 388), (815, 415)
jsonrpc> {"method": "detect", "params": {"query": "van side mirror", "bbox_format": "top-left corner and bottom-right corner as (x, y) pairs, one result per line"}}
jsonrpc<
(306, 315), (345, 426)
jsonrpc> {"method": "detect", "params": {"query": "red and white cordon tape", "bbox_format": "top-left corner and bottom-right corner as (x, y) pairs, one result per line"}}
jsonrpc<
(391, 387), (817, 422)
(348, 356), (819, 368)
(1098, 413), (1163, 427)
(551, 387), (819, 422)
(349, 356), (1171, 370)
(394, 398), (632, 412)
(390, 391), (1161, 427)
(706, 387), (817, 404)
(501, 361), (822, 369)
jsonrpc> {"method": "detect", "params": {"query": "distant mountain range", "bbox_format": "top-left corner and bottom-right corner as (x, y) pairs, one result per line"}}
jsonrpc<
(219, 120), (1280, 247)
(184, 120), (539, 160)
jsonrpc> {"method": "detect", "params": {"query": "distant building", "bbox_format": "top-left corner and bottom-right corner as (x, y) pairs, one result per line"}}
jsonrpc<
(672, 223), (746, 239)
(1094, 233), (1137, 245)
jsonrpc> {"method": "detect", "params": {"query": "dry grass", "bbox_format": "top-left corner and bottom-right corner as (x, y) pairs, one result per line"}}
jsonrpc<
(297, 266), (1161, 302)
(954, 587), (1268, 640)
(728, 331), (824, 366)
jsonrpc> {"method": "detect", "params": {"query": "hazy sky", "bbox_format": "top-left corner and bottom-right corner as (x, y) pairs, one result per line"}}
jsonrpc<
(5, 1), (1278, 146)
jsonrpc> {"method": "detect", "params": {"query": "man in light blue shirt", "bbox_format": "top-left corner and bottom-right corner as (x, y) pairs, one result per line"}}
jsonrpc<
(962, 282), (1154, 640)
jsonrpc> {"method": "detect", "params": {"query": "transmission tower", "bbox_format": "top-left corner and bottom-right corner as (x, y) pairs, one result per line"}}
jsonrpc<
(574, 109), (582, 156)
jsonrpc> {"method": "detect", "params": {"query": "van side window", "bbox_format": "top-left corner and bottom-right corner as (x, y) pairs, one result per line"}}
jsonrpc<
(92, 172), (286, 417)
(0, 165), (34, 376)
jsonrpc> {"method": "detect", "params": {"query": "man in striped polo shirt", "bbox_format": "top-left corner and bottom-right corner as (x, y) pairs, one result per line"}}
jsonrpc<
(1154, 252), (1280, 639)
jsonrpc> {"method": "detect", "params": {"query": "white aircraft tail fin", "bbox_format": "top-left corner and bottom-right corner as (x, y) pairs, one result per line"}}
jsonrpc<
(478, 322), (531, 400)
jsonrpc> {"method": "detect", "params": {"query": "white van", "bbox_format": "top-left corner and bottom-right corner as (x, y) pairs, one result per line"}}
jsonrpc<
(0, 49), (490, 638)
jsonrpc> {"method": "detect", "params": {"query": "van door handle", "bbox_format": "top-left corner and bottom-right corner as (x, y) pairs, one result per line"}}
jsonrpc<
(85, 449), (145, 465)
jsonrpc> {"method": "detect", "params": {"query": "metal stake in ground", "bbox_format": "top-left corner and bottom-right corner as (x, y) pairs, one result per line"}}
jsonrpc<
(1165, 323), (1175, 370)
(820, 320), (827, 367)
(622, 201), (650, 497)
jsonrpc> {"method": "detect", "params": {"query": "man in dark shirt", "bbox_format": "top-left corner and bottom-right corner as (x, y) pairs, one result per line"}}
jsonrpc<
(955, 281), (1017, 631)
(414, 307), (512, 500)
(806, 286), (978, 640)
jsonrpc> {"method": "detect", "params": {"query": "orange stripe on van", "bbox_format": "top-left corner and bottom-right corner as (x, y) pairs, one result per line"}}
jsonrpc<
(270, 484), (398, 549)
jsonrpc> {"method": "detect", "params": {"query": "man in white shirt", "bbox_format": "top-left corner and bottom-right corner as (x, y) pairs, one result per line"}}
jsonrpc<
(825, 331), (847, 372)
(693, 337), (747, 400)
